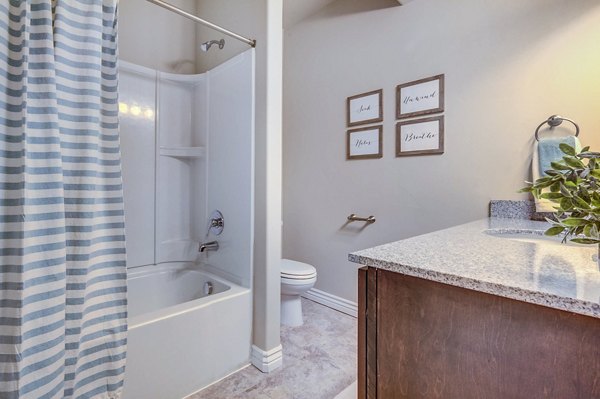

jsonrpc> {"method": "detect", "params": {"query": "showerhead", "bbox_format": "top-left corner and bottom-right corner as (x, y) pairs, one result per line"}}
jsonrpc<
(200, 39), (225, 52)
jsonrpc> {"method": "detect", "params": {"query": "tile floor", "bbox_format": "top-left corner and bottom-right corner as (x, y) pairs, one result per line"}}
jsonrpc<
(188, 298), (357, 399)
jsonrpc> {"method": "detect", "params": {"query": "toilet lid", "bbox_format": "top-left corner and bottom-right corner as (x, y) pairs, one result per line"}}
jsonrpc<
(281, 259), (317, 279)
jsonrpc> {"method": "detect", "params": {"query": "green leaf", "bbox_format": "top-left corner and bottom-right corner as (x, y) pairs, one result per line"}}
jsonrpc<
(535, 176), (552, 183)
(578, 187), (591, 202)
(570, 238), (600, 245)
(559, 184), (573, 197)
(518, 186), (534, 193)
(562, 218), (588, 227)
(579, 152), (600, 159)
(563, 156), (585, 169)
(544, 226), (565, 236)
(544, 170), (561, 177)
(559, 143), (577, 156)
(581, 146), (591, 153)
(590, 169), (600, 179)
(584, 224), (593, 237)
(534, 179), (555, 189)
(581, 168), (591, 179)
(549, 181), (561, 192)
(540, 192), (563, 200)
(560, 197), (573, 211)
(563, 180), (577, 189)
(592, 193), (600, 207)
(550, 161), (571, 171)
(573, 196), (591, 209)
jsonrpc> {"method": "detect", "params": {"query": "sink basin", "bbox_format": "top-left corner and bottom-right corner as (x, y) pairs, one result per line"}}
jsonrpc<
(484, 229), (583, 247)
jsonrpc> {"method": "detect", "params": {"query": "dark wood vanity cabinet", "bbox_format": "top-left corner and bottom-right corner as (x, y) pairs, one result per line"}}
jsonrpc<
(358, 267), (600, 399)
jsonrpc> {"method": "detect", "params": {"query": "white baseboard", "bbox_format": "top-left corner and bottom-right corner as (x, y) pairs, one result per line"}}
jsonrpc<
(302, 288), (358, 318)
(251, 344), (283, 373)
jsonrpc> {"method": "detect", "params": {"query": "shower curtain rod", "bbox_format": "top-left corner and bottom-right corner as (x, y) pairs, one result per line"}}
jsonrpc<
(144, 0), (256, 48)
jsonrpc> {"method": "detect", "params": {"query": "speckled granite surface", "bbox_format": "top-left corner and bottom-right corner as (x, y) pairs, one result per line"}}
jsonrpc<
(490, 199), (552, 221)
(349, 218), (600, 319)
(489, 200), (535, 219)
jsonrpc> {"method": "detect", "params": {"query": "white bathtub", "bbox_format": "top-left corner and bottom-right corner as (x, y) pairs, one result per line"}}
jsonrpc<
(123, 262), (252, 399)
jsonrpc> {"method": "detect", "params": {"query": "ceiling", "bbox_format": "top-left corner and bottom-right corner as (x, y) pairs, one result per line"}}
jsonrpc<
(283, 0), (338, 29)
(283, 0), (405, 29)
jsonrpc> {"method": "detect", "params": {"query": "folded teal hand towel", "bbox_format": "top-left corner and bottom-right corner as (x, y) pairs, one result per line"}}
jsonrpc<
(538, 136), (582, 176)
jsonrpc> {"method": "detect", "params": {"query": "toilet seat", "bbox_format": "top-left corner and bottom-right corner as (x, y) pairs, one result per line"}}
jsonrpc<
(281, 259), (317, 280)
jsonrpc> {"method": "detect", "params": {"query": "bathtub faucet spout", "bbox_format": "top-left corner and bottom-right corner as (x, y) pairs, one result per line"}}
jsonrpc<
(199, 241), (219, 252)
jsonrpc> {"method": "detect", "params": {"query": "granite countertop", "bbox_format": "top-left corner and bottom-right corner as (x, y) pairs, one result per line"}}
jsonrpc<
(349, 218), (600, 319)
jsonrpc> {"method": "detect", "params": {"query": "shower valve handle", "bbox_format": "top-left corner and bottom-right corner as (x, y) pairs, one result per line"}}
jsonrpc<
(206, 210), (224, 236)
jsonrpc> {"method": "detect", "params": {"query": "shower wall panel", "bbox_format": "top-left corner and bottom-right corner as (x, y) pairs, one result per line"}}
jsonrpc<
(119, 50), (254, 286)
(204, 50), (255, 287)
(120, 63), (157, 268)
(156, 74), (207, 264)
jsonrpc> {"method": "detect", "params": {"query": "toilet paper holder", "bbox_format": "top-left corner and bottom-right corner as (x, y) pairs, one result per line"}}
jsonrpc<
(347, 214), (376, 224)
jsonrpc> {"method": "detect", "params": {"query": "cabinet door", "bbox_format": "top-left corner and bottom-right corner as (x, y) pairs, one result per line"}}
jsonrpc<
(375, 269), (600, 399)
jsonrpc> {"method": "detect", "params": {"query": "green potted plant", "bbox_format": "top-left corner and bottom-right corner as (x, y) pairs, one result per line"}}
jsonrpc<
(520, 143), (600, 261)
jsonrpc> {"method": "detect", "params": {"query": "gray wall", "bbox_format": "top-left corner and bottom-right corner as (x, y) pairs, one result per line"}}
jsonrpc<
(283, 0), (600, 302)
(194, 1), (254, 72)
(119, 0), (198, 73)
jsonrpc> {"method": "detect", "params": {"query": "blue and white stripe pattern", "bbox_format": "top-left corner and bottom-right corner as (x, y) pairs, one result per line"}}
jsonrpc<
(0, 1), (127, 398)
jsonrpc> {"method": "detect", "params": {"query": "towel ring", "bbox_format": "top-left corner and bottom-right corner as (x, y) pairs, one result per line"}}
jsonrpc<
(534, 115), (579, 142)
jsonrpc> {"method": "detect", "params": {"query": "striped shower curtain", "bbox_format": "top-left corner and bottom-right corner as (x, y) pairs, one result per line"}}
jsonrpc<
(1, 1), (127, 398)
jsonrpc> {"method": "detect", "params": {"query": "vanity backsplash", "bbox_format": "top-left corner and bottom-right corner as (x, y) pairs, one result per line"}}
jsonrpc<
(490, 200), (551, 221)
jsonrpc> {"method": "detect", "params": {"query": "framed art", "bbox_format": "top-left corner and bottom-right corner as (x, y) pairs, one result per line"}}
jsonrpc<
(396, 74), (444, 119)
(347, 89), (383, 127)
(347, 125), (383, 160)
(396, 116), (444, 156)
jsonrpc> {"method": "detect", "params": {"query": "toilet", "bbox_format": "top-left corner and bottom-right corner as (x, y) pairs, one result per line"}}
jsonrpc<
(280, 259), (317, 326)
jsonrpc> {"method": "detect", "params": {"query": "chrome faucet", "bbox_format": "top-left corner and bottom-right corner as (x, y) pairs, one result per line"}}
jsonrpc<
(199, 241), (219, 253)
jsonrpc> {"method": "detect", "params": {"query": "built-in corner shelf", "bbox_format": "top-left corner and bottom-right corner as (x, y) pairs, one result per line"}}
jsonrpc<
(159, 146), (206, 158)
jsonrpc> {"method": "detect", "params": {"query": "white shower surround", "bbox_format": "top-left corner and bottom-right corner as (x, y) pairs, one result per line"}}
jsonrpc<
(119, 50), (255, 397)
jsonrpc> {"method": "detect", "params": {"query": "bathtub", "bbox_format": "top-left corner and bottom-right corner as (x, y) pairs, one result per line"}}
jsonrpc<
(123, 262), (252, 399)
